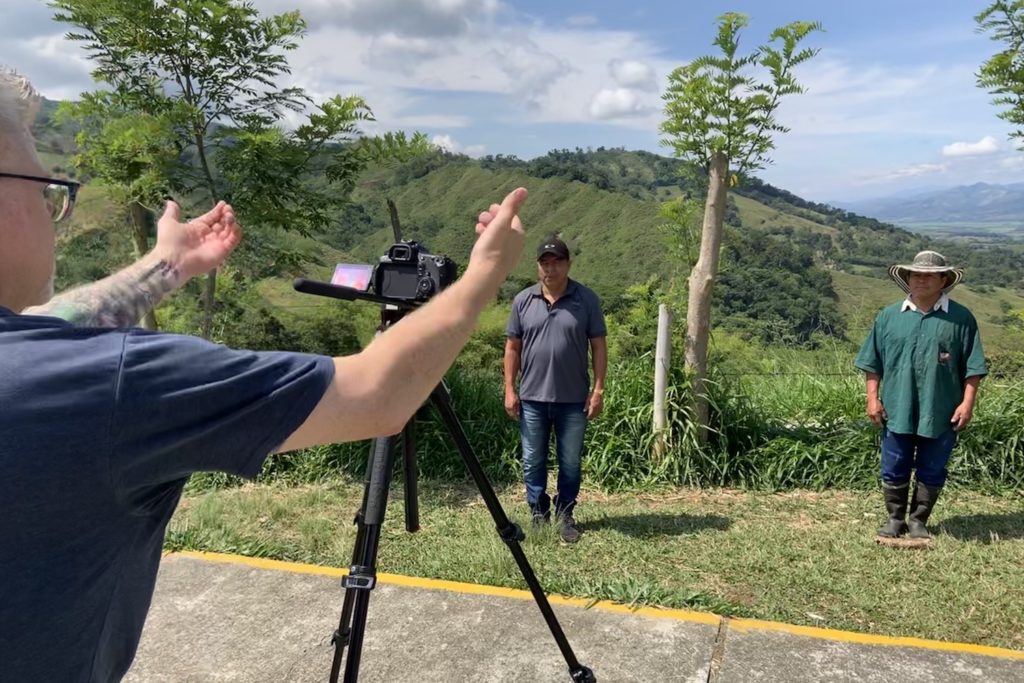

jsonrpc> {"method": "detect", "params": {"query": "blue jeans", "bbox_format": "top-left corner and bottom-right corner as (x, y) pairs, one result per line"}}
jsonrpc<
(880, 428), (957, 487)
(520, 400), (587, 517)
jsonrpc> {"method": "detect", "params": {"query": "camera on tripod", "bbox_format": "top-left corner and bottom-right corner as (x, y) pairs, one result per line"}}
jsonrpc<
(374, 240), (457, 302)
(294, 198), (595, 683)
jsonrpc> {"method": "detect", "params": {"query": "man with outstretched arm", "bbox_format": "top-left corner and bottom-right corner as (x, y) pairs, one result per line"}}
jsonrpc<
(0, 66), (528, 682)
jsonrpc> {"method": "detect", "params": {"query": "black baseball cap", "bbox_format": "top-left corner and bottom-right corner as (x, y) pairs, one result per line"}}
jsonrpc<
(536, 236), (570, 260)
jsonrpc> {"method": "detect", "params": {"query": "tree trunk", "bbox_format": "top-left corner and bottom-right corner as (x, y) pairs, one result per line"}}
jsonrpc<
(201, 271), (217, 338)
(653, 303), (673, 459)
(195, 134), (219, 339)
(129, 201), (159, 331)
(685, 152), (729, 443)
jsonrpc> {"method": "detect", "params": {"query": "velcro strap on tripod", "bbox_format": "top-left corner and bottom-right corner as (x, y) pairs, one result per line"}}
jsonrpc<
(497, 522), (525, 544)
(342, 565), (376, 590)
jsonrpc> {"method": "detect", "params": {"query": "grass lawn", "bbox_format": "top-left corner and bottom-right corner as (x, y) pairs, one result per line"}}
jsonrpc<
(167, 481), (1024, 651)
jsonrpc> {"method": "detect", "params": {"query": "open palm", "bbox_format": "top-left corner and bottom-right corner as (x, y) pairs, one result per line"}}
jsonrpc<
(154, 200), (242, 279)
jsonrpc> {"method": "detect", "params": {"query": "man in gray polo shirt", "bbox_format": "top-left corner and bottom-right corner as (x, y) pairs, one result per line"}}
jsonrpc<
(504, 235), (607, 543)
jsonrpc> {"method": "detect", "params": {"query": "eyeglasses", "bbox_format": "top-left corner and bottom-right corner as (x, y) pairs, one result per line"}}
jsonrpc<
(0, 172), (80, 223)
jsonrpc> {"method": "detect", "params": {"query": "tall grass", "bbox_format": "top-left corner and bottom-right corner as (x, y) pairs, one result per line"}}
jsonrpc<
(188, 347), (1024, 494)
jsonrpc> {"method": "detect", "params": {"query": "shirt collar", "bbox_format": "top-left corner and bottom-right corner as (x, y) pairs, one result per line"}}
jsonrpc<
(901, 293), (949, 313)
(530, 279), (577, 299)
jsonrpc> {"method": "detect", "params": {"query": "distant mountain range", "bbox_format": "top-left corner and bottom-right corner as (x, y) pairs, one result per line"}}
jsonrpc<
(838, 183), (1024, 225)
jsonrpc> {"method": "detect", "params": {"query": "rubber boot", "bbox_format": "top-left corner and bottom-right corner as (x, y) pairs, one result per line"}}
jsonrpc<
(877, 482), (909, 538)
(907, 482), (943, 539)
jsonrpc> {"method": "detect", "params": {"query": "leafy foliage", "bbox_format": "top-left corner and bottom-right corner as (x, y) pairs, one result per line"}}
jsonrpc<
(715, 227), (844, 345)
(660, 13), (822, 177)
(976, 0), (1024, 142)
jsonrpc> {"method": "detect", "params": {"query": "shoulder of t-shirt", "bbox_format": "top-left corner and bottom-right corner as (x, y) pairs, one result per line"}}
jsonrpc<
(878, 301), (904, 320)
(946, 299), (979, 325)
(513, 287), (536, 306)
(572, 281), (602, 304)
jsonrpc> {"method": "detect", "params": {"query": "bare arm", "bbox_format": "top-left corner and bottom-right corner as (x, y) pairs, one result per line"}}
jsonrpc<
(590, 336), (607, 393)
(24, 201), (239, 327)
(585, 336), (608, 419)
(865, 372), (886, 427)
(277, 188), (528, 452)
(951, 375), (982, 431)
(24, 255), (182, 327)
(504, 337), (522, 419)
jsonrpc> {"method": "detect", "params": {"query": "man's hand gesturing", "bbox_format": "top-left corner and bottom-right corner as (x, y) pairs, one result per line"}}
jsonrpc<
(468, 187), (528, 284)
(153, 200), (242, 282)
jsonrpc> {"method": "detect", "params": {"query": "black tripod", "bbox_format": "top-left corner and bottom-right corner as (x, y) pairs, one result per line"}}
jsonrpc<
(293, 277), (596, 683)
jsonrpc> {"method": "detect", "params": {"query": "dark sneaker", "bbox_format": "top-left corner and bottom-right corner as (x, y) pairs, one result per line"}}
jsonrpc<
(532, 511), (550, 528)
(559, 516), (581, 543)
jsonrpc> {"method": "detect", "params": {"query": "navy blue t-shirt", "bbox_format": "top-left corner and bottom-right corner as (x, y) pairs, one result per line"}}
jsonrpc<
(0, 307), (334, 682)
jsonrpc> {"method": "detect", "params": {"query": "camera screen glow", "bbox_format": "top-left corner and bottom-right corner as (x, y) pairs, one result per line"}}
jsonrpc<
(331, 263), (374, 291)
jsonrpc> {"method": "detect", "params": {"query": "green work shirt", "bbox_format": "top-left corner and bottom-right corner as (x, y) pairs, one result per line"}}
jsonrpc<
(854, 298), (987, 438)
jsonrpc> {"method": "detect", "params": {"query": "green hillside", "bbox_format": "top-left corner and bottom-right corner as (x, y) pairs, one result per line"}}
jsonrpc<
(36, 108), (1024, 356)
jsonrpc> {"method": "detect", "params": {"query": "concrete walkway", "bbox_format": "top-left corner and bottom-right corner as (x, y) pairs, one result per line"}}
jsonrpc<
(125, 552), (1024, 682)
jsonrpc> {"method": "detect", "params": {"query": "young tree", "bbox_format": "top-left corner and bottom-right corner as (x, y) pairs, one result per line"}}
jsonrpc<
(976, 1), (1024, 142)
(57, 93), (181, 329)
(660, 12), (821, 441)
(50, 0), (428, 337)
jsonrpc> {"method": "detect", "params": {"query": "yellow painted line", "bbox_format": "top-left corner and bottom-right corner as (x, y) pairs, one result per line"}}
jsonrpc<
(169, 551), (1024, 661)
(728, 618), (1024, 661)
(170, 550), (719, 625)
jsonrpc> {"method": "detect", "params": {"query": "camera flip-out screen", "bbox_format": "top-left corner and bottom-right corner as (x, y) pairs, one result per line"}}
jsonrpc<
(331, 263), (374, 291)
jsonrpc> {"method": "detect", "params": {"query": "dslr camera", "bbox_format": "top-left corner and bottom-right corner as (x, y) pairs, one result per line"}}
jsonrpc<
(332, 239), (457, 304)
(374, 240), (457, 302)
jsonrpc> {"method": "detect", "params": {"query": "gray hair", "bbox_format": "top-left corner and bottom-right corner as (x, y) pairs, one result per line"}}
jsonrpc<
(0, 66), (42, 157)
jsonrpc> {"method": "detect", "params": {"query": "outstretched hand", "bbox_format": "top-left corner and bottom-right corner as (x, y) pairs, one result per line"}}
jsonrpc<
(468, 187), (528, 282)
(153, 200), (241, 280)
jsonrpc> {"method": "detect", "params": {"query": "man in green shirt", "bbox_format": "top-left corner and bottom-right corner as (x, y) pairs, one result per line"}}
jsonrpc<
(855, 251), (987, 541)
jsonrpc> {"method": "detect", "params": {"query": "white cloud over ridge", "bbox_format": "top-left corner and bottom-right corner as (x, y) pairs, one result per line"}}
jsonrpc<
(589, 88), (649, 119)
(431, 133), (486, 157)
(941, 135), (999, 157)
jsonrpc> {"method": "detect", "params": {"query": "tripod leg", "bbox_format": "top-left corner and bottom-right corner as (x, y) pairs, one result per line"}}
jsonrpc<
(429, 384), (596, 683)
(402, 421), (420, 533)
(329, 433), (399, 683)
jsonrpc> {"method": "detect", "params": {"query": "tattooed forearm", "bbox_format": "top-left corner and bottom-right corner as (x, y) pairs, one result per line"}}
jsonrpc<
(23, 256), (182, 328)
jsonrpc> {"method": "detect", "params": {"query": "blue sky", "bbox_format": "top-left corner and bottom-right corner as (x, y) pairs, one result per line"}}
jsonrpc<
(2, 0), (1021, 202)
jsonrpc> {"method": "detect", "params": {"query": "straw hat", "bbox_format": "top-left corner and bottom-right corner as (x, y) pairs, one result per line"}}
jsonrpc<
(888, 251), (964, 294)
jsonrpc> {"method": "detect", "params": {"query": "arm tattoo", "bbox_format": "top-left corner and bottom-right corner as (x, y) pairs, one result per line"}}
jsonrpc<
(24, 258), (182, 328)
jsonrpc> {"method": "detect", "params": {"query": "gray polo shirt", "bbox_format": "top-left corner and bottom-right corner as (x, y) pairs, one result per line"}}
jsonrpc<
(507, 280), (607, 403)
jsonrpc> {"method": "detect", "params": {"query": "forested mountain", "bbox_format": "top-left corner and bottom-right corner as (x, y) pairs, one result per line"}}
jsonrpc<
(36, 97), (1024, 351)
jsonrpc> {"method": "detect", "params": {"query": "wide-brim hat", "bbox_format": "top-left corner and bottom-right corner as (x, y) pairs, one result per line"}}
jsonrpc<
(888, 250), (964, 294)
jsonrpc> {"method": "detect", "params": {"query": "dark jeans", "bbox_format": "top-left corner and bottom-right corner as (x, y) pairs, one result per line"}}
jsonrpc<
(880, 428), (957, 487)
(520, 400), (587, 517)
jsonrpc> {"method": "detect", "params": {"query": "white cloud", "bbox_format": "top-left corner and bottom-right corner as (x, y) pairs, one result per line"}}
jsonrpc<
(254, 0), (500, 38)
(868, 162), (948, 182)
(774, 58), (958, 137)
(942, 135), (1000, 157)
(431, 133), (485, 157)
(609, 59), (657, 91)
(589, 88), (649, 119)
(363, 33), (449, 74)
(487, 36), (574, 109)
